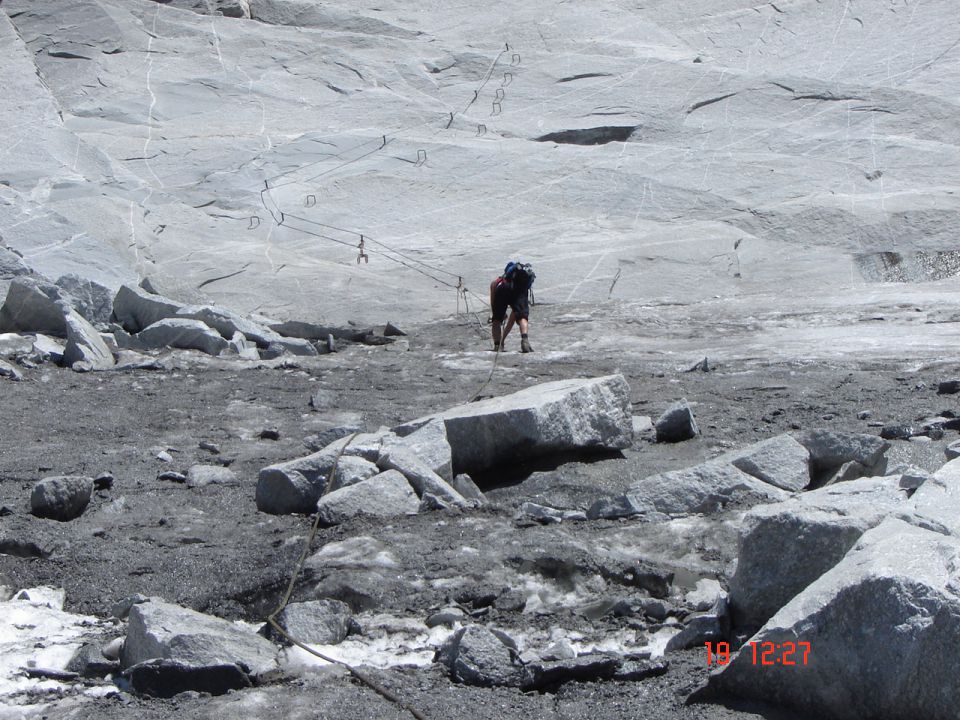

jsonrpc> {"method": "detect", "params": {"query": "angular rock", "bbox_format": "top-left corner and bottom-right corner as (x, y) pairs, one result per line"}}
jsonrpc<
(937, 379), (960, 395)
(185, 465), (237, 488)
(55, 274), (113, 326)
(613, 657), (669, 682)
(137, 318), (229, 356)
(383, 321), (406, 337)
(713, 519), (960, 720)
(436, 625), (523, 687)
(121, 598), (277, 689)
(67, 642), (120, 678)
(686, 578), (727, 612)
(388, 416), (453, 481)
(451, 473), (486, 504)
(0, 277), (69, 336)
(879, 423), (914, 440)
(946, 439), (960, 460)
(316, 469), (419, 525)
(124, 658), (251, 698)
(655, 398), (699, 443)
(795, 430), (889, 483)
(395, 375), (632, 474)
(898, 465), (930, 491)
(665, 596), (729, 652)
(63, 309), (114, 370)
(266, 599), (353, 646)
(30, 475), (93, 521)
(377, 446), (466, 505)
(302, 424), (363, 453)
(0, 358), (22, 381)
(625, 461), (787, 517)
(518, 502), (586, 524)
(111, 284), (183, 334)
(719, 434), (811, 491)
(729, 476), (909, 630)
(909, 457), (960, 536)
(521, 654), (621, 690)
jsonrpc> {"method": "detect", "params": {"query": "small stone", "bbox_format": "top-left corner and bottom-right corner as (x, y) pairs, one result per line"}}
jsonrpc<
(67, 643), (120, 678)
(937, 380), (960, 395)
(947, 440), (960, 460)
(158, 471), (187, 483)
(0, 359), (23, 381)
(857, 410), (872, 420)
(451, 473), (487, 504)
(426, 607), (467, 628)
(685, 578), (727, 612)
(259, 428), (280, 441)
(199, 441), (221, 454)
(111, 594), (148, 620)
(924, 424), (945, 441)
(655, 399), (699, 443)
(186, 465), (237, 488)
(880, 424), (914, 440)
(94, 472), (114, 491)
(156, 450), (174, 463)
(384, 321), (406, 337)
(102, 636), (124, 660)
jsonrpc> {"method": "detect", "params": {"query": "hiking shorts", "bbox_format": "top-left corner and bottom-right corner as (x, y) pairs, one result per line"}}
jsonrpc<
(492, 281), (530, 322)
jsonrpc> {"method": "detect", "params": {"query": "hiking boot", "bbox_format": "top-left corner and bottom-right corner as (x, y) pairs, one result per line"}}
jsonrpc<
(520, 337), (533, 353)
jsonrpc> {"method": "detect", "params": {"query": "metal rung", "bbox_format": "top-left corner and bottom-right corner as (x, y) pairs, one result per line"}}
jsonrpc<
(502, 72), (513, 86)
(248, 216), (260, 229)
(495, 88), (505, 101)
(416, 149), (427, 166)
(477, 123), (487, 136)
(511, 53), (521, 66)
(305, 195), (316, 207)
(491, 101), (502, 116)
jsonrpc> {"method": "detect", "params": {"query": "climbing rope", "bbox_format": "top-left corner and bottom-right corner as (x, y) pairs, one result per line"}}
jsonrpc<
(266, 434), (429, 720)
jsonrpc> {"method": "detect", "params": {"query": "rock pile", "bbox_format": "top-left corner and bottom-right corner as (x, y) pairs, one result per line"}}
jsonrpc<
(257, 375), (634, 520)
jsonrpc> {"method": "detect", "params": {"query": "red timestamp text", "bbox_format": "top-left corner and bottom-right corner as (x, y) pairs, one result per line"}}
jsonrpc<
(704, 641), (811, 666)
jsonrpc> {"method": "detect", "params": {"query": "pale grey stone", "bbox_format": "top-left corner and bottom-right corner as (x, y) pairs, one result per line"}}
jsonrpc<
(626, 461), (787, 517)
(377, 446), (466, 505)
(388, 416), (453, 481)
(137, 318), (229, 356)
(257, 446), (380, 515)
(0, 332), (33, 356)
(63, 309), (114, 370)
(719, 434), (811, 491)
(395, 375), (632, 474)
(451, 473), (486, 504)
(121, 598), (278, 682)
(316, 469), (419, 525)
(267, 599), (352, 646)
(729, 476), (909, 630)
(909, 457), (960, 536)
(112, 285), (183, 334)
(713, 519), (960, 720)
(518, 502), (586, 523)
(324, 455), (382, 492)
(685, 578), (726, 612)
(796, 429), (890, 480)
(32, 333), (65, 362)
(665, 596), (728, 652)
(185, 464), (237, 488)
(30, 475), (93, 521)
(0, 358), (23, 381)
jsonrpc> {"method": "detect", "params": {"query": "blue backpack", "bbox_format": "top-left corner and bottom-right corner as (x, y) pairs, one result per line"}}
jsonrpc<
(503, 261), (535, 291)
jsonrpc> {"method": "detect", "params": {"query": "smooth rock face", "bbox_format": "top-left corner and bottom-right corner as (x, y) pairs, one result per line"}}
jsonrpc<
(121, 598), (278, 683)
(30, 476), (93, 521)
(625, 461), (786, 517)
(395, 375), (632, 474)
(0, 277), (69, 336)
(436, 625), (523, 687)
(137, 318), (229, 356)
(268, 599), (353, 646)
(729, 476), (909, 630)
(655, 399), (699, 443)
(111, 285), (183, 334)
(63, 309), (114, 370)
(316, 469), (419, 525)
(909, 457), (960, 535)
(720, 435), (811, 491)
(714, 519), (960, 720)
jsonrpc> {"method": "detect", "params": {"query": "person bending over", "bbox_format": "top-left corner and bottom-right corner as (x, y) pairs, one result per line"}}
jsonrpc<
(489, 261), (535, 353)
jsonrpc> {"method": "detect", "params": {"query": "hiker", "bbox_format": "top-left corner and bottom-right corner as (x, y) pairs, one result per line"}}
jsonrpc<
(490, 261), (535, 353)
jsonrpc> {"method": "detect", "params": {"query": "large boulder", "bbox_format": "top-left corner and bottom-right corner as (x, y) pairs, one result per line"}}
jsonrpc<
(30, 475), (93, 521)
(388, 417), (453, 481)
(394, 375), (633, 474)
(112, 284), (183, 333)
(55, 274), (114, 326)
(316, 470), (419, 525)
(0, 277), (69, 336)
(436, 625), (523, 687)
(713, 519), (960, 720)
(718, 434), (811, 491)
(796, 430), (889, 484)
(63, 309), (115, 370)
(137, 318), (229, 356)
(176, 305), (317, 356)
(622, 461), (787, 517)
(121, 598), (277, 696)
(908, 456), (960, 535)
(729, 476), (909, 631)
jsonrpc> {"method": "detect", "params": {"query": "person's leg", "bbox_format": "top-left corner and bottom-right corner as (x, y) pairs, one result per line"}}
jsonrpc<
(490, 280), (505, 349)
(518, 317), (532, 352)
(502, 311), (517, 344)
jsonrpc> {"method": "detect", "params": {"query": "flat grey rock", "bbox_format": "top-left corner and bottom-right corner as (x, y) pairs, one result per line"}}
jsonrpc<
(316, 469), (419, 525)
(0, 277), (69, 336)
(137, 318), (229, 356)
(30, 475), (93, 521)
(388, 416), (453, 481)
(120, 598), (278, 681)
(0, 358), (23, 381)
(376, 446), (466, 506)
(909, 457), (960, 536)
(719, 434), (811, 491)
(63, 309), (114, 370)
(32, 333), (65, 362)
(0, 332), (34, 356)
(185, 464), (237, 488)
(395, 375), (632, 474)
(436, 625), (523, 687)
(714, 519), (960, 720)
(266, 599), (353, 646)
(112, 285), (183, 335)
